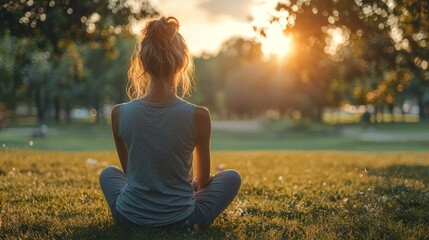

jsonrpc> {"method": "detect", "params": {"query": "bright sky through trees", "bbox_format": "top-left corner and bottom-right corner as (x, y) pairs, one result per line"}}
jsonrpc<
(259, 24), (293, 58)
(137, 0), (282, 56)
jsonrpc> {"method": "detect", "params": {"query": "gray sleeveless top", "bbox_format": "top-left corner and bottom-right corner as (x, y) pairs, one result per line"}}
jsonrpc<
(116, 98), (196, 226)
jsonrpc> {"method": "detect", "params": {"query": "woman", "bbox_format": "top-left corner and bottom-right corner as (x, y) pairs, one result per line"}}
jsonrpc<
(99, 17), (241, 232)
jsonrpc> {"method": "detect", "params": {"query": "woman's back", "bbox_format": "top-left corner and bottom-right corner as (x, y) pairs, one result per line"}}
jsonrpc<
(99, 17), (240, 231)
(116, 98), (196, 226)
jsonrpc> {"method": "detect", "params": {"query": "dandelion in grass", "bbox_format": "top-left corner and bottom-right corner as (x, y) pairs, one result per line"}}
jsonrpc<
(216, 164), (225, 171)
(360, 168), (368, 178)
(227, 200), (248, 217)
(85, 158), (98, 167)
(364, 204), (376, 212)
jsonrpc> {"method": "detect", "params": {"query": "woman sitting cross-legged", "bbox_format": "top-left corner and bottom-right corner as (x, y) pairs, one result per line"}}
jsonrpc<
(99, 16), (241, 232)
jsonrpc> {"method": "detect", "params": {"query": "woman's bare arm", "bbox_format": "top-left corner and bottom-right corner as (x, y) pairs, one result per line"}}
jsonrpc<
(194, 106), (212, 190)
(111, 105), (128, 174)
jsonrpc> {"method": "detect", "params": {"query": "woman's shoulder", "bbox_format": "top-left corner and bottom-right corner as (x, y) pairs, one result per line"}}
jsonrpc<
(112, 99), (138, 111)
(194, 105), (210, 117)
(111, 100), (137, 119)
(194, 105), (211, 128)
(111, 104), (121, 117)
(111, 101), (128, 114)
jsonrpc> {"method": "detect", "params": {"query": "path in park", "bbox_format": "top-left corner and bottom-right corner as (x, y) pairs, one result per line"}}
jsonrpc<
(213, 120), (429, 142)
(3, 120), (429, 142)
(212, 120), (263, 132)
(342, 127), (429, 142)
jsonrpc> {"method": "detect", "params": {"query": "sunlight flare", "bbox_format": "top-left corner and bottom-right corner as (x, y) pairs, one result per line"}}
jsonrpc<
(260, 24), (293, 58)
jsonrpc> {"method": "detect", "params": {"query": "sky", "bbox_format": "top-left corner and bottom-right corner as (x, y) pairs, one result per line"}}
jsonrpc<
(138, 0), (281, 56)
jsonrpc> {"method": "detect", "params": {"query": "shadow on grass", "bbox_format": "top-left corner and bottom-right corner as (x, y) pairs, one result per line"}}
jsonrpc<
(68, 223), (186, 240)
(367, 164), (429, 183)
(366, 165), (429, 226)
(67, 222), (232, 240)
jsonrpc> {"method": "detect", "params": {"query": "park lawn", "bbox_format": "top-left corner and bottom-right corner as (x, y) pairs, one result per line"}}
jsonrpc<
(1, 151), (428, 239)
(1, 121), (429, 151)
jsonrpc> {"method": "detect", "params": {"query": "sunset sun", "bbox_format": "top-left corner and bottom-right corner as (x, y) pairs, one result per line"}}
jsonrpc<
(260, 25), (293, 59)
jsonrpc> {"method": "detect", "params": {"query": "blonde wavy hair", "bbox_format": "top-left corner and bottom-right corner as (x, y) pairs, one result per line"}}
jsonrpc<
(127, 17), (194, 99)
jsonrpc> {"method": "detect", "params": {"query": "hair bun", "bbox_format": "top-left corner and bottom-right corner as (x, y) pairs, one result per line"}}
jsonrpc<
(144, 17), (180, 44)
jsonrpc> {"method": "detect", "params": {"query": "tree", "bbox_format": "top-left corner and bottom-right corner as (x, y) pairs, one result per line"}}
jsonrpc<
(0, 0), (157, 123)
(81, 36), (134, 122)
(0, 32), (34, 122)
(192, 37), (264, 117)
(256, 0), (429, 120)
(1, 0), (156, 53)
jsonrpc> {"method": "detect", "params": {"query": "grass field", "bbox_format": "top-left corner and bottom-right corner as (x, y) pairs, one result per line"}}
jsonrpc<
(1, 121), (429, 151)
(1, 151), (428, 239)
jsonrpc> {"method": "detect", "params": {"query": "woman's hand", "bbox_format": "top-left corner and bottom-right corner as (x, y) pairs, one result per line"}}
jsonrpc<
(192, 175), (213, 192)
(191, 179), (200, 192)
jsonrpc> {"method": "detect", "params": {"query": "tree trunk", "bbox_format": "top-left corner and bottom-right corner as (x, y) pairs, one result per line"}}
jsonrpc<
(65, 103), (72, 123)
(54, 96), (61, 123)
(35, 88), (48, 124)
(5, 103), (17, 125)
(314, 105), (324, 123)
(95, 104), (101, 123)
(387, 103), (394, 123)
(417, 94), (426, 120)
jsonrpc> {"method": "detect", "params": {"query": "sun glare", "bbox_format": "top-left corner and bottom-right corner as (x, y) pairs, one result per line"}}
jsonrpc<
(324, 27), (350, 57)
(332, 31), (346, 45)
(261, 25), (293, 59)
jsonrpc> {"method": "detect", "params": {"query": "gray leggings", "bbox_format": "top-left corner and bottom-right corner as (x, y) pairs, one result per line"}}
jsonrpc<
(99, 166), (241, 229)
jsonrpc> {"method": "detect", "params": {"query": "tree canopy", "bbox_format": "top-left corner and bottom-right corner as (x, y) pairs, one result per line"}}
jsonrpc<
(251, 0), (429, 119)
(0, 0), (157, 123)
(1, 0), (157, 52)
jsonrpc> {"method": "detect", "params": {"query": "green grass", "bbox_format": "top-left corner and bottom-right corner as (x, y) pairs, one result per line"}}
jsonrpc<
(212, 130), (429, 151)
(1, 121), (429, 151)
(1, 151), (428, 239)
(0, 123), (115, 151)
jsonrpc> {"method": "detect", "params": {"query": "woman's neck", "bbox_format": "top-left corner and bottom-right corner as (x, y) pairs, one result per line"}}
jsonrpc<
(142, 85), (178, 103)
